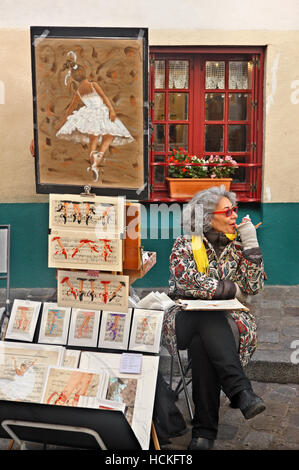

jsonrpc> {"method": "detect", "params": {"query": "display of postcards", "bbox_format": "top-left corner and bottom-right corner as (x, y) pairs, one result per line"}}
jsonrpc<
(5, 299), (42, 342)
(38, 303), (71, 345)
(49, 194), (125, 238)
(128, 309), (164, 354)
(98, 309), (132, 350)
(48, 229), (123, 271)
(57, 270), (129, 312)
(67, 309), (101, 348)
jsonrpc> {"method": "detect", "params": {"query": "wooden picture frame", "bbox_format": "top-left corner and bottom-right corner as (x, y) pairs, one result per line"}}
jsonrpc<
(31, 26), (149, 200)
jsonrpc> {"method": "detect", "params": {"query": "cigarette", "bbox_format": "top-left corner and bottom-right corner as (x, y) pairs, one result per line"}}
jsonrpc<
(255, 222), (262, 229)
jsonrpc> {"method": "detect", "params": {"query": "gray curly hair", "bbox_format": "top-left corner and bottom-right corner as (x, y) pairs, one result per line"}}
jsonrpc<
(182, 185), (237, 236)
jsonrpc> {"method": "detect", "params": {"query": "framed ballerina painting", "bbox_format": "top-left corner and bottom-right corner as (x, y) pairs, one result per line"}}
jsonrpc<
(31, 27), (149, 200)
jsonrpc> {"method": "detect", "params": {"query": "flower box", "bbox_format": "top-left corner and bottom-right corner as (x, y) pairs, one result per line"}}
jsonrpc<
(166, 177), (232, 199)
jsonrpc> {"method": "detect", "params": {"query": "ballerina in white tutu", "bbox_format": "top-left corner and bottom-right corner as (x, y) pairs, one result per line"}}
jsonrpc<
(56, 51), (134, 182)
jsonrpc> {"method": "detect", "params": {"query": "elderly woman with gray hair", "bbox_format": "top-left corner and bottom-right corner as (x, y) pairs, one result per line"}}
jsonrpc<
(162, 185), (265, 450)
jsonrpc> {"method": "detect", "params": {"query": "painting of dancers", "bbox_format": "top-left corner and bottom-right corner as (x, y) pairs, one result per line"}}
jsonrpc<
(31, 27), (149, 199)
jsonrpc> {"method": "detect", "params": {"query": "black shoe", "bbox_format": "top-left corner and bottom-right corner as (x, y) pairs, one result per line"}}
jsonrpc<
(232, 389), (266, 419)
(187, 437), (214, 450)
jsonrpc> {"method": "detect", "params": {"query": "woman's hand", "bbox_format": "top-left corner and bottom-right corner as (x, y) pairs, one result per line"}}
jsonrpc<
(237, 215), (259, 250)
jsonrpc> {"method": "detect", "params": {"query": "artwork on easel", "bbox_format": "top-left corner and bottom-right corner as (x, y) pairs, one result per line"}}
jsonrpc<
(57, 270), (129, 312)
(128, 309), (164, 354)
(68, 308), (101, 348)
(98, 309), (132, 350)
(31, 26), (149, 200)
(0, 341), (64, 403)
(5, 299), (42, 342)
(41, 366), (108, 407)
(38, 303), (71, 345)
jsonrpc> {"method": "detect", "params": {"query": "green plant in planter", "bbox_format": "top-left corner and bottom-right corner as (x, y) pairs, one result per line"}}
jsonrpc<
(167, 148), (238, 179)
(208, 155), (238, 179)
(167, 148), (209, 178)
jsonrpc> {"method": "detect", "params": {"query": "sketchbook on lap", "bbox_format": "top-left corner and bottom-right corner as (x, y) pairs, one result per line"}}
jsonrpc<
(177, 298), (249, 311)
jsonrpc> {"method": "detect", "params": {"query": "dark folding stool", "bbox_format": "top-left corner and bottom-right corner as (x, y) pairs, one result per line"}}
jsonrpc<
(169, 348), (193, 421)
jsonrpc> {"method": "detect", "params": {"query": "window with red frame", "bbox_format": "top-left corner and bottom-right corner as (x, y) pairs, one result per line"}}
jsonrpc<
(149, 48), (264, 202)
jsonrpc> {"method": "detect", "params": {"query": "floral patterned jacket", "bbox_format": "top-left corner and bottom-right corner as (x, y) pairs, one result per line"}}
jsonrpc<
(162, 234), (265, 367)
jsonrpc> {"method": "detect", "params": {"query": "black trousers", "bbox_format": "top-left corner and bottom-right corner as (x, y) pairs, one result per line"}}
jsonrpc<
(175, 309), (252, 440)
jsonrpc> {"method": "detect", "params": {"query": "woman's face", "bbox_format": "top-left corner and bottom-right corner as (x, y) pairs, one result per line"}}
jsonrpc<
(211, 196), (238, 234)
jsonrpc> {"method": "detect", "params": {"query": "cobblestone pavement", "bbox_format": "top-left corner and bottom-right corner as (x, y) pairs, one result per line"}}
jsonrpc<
(161, 380), (299, 451)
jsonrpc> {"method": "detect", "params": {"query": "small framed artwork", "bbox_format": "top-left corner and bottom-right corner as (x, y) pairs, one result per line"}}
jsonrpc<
(5, 299), (42, 342)
(38, 302), (71, 345)
(41, 366), (109, 407)
(0, 341), (65, 403)
(31, 26), (149, 200)
(48, 193), (125, 271)
(128, 309), (164, 354)
(49, 194), (126, 238)
(67, 308), (101, 348)
(48, 230), (123, 272)
(57, 270), (129, 312)
(98, 309), (132, 350)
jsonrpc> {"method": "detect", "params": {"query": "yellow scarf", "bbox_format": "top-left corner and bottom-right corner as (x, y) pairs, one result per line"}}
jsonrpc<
(192, 232), (237, 274)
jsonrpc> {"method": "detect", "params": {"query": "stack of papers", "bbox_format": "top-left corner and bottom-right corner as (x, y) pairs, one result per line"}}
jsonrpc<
(177, 298), (248, 311)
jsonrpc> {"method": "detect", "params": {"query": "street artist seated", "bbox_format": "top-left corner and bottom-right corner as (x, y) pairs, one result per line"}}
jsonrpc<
(162, 185), (266, 450)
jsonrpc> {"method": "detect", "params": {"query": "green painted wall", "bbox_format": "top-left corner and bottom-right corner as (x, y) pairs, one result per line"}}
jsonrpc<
(0, 203), (298, 289)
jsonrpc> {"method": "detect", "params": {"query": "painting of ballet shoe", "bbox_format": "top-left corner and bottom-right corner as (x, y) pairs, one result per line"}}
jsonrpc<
(31, 27), (149, 200)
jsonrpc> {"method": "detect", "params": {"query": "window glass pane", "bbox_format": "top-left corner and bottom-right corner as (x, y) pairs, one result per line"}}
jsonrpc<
(169, 124), (188, 151)
(205, 61), (225, 89)
(154, 93), (165, 120)
(232, 157), (246, 183)
(205, 93), (224, 121)
(169, 93), (188, 120)
(229, 61), (252, 89)
(154, 156), (165, 183)
(228, 125), (248, 152)
(228, 93), (250, 121)
(154, 124), (165, 151)
(205, 125), (224, 152)
(154, 60), (165, 89)
(169, 60), (189, 89)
